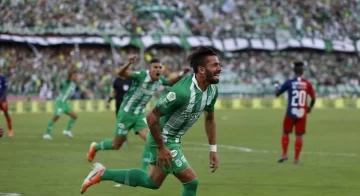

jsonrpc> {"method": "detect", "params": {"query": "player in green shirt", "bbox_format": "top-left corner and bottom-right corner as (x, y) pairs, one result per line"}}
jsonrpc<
(87, 55), (190, 171)
(43, 67), (87, 140)
(80, 47), (221, 196)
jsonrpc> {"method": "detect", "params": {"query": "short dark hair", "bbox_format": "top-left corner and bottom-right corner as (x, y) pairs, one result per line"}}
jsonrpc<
(293, 61), (304, 68)
(150, 58), (161, 64)
(187, 47), (217, 73)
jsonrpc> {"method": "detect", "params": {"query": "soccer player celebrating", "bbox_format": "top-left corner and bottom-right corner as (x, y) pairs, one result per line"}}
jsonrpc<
(43, 66), (87, 140)
(0, 75), (12, 137)
(275, 61), (316, 164)
(86, 55), (190, 171)
(80, 46), (221, 196)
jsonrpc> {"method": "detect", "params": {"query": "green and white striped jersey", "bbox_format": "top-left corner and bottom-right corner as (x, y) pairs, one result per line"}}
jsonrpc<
(153, 74), (218, 144)
(120, 69), (170, 115)
(56, 80), (76, 103)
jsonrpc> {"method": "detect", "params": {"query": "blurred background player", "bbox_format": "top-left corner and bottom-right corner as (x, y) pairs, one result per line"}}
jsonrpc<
(86, 55), (190, 172)
(274, 61), (316, 164)
(106, 70), (132, 147)
(0, 74), (13, 137)
(43, 67), (88, 140)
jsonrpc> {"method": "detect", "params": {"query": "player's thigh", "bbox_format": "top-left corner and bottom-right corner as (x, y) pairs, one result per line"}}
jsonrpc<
(53, 102), (65, 116)
(133, 114), (148, 135)
(283, 115), (294, 133)
(148, 143), (190, 175)
(63, 103), (74, 114)
(114, 113), (135, 138)
(295, 117), (307, 135)
(148, 164), (168, 187)
(0, 101), (8, 113)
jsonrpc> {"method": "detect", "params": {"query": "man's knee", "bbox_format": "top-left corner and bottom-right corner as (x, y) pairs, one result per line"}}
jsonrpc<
(183, 178), (199, 191)
(112, 136), (126, 149)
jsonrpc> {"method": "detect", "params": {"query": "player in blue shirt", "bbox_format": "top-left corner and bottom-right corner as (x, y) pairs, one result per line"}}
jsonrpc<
(0, 75), (13, 137)
(274, 61), (316, 164)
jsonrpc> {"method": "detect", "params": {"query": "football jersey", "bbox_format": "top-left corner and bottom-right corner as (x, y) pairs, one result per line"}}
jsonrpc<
(56, 80), (76, 103)
(277, 77), (315, 119)
(113, 77), (132, 103)
(151, 74), (218, 144)
(120, 69), (170, 115)
(0, 75), (8, 100)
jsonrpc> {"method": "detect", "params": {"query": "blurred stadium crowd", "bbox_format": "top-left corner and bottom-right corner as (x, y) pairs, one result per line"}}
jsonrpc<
(0, 0), (360, 99)
(1, 0), (360, 38)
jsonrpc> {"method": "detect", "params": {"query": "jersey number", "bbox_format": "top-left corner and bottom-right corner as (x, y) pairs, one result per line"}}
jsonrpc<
(291, 90), (307, 107)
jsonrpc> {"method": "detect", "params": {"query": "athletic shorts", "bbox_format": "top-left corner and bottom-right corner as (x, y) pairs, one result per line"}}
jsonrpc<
(0, 100), (8, 112)
(114, 110), (147, 138)
(283, 115), (307, 135)
(54, 101), (73, 116)
(146, 134), (190, 174)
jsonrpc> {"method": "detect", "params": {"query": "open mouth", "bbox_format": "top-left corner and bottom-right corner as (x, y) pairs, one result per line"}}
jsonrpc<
(156, 73), (160, 76)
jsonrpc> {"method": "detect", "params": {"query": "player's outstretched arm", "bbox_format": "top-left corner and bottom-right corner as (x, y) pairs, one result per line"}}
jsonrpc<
(274, 81), (288, 97)
(118, 55), (136, 79)
(167, 67), (191, 86)
(204, 111), (218, 173)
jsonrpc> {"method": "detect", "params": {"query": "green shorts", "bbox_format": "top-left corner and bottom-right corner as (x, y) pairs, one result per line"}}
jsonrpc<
(114, 111), (147, 138)
(54, 101), (73, 116)
(146, 134), (190, 174)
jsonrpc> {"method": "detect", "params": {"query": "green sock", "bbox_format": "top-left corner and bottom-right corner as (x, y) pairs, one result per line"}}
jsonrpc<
(95, 139), (113, 151)
(141, 145), (151, 172)
(101, 168), (159, 190)
(182, 178), (199, 196)
(46, 120), (55, 134)
(65, 118), (76, 131)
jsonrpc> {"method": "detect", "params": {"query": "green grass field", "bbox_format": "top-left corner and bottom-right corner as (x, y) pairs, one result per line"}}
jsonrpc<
(0, 109), (359, 196)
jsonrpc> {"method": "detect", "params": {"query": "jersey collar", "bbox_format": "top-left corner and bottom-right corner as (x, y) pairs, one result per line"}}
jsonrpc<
(192, 74), (208, 92)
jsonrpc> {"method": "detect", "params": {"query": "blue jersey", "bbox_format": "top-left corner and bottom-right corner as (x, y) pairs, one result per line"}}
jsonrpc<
(277, 77), (315, 119)
(0, 76), (8, 100)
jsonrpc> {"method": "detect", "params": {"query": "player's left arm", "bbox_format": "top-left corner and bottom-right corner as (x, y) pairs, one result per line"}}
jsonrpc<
(164, 67), (191, 86)
(204, 86), (219, 173)
(307, 81), (316, 113)
(0, 77), (8, 101)
(275, 81), (289, 97)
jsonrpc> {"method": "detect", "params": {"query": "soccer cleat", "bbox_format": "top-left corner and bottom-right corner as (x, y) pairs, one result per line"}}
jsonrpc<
(114, 183), (122, 188)
(294, 160), (300, 165)
(87, 142), (97, 163)
(42, 134), (53, 140)
(80, 163), (105, 194)
(63, 130), (74, 138)
(277, 156), (288, 163)
(8, 129), (13, 137)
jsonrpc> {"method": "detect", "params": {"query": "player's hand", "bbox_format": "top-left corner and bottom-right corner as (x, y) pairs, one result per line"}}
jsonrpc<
(128, 55), (136, 64)
(209, 152), (219, 173)
(157, 146), (172, 169)
(183, 66), (191, 74)
(307, 107), (312, 114)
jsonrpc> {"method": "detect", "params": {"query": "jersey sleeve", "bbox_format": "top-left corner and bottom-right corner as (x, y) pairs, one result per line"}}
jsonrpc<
(276, 80), (290, 95)
(159, 76), (170, 86)
(155, 87), (187, 115)
(307, 81), (316, 98)
(130, 69), (145, 81)
(205, 85), (218, 112)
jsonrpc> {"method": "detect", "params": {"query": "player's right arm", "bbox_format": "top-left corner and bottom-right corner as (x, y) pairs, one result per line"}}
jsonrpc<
(146, 88), (186, 168)
(307, 81), (316, 113)
(0, 77), (8, 101)
(275, 80), (289, 97)
(117, 55), (136, 79)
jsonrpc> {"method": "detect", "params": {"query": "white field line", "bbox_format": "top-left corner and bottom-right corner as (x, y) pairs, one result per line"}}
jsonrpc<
(184, 142), (358, 158)
(1, 137), (357, 158)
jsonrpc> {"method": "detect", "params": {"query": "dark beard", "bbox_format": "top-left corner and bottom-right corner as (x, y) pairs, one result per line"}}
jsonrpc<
(205, 69), (219, 84)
